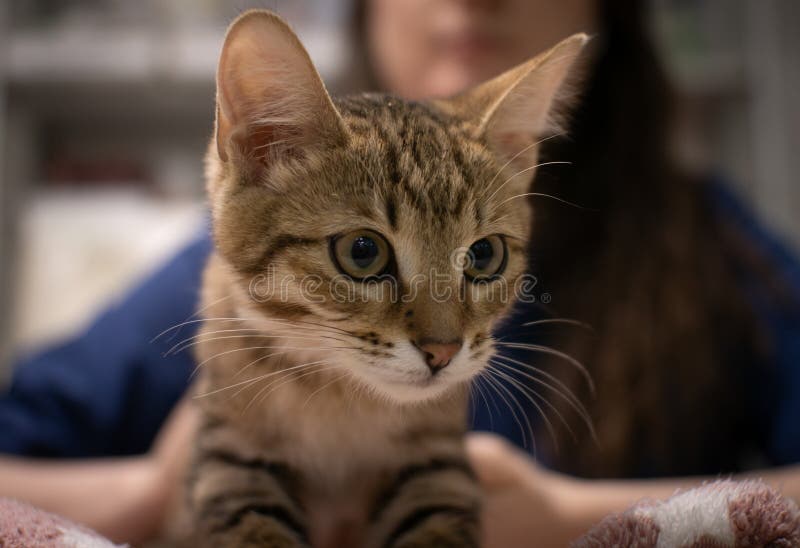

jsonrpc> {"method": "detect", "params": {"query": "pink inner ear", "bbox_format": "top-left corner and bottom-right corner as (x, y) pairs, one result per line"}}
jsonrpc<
(233, 122), (305, 166)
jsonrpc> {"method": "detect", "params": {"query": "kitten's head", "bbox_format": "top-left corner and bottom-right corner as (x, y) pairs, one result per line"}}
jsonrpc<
(207, 10), (586, 404)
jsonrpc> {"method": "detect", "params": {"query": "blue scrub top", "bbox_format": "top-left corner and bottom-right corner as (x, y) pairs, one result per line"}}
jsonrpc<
(2, 182), (798, 469)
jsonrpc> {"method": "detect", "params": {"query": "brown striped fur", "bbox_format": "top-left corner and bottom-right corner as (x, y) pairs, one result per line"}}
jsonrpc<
(187, 10), (586, 547)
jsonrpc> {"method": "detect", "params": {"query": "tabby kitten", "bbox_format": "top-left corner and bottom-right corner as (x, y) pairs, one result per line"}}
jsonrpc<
(188, 10), (586, 548)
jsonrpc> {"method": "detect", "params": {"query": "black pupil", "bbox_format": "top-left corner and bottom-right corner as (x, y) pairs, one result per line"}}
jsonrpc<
(470, 239), (494, 271)
(351, 236), (379, 269)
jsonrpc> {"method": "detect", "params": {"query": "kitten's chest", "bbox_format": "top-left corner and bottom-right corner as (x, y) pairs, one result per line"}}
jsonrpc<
(216, 371), (464, 484)
(277, 396), (461, 548)
(305, 488), (371, 548)
(196, 367), (468, 547)
(253, 378), (412, 477)
(244, 382), (415, 546)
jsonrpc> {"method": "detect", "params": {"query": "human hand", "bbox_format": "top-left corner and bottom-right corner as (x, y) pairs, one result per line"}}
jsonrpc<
(466, 432), (587, 548)
(140, 396), (200, 541)
(0, 396), (199, 545)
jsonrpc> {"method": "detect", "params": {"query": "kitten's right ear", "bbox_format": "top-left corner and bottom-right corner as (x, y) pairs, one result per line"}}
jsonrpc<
(215, 10), (347, 164)
(436, 33), (589, 171)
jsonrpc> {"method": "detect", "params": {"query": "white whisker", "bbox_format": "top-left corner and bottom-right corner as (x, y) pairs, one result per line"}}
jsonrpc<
(487, 161), (572, 204)
(492, 352), (589, 413)
(169, 334), (358, 357)
(475, 375), (500, 430)
(488, 364), (563, 448)
(481, 370), (536, 454)
(302, 371), (350, 408)
(245, 363), (338, 411)
(484, 132), (566, 195)
(194, 359), (329, 399)
(160, 294), (233, 344)
(496, 191), (593, 210)
(492, 354), (597, 443)
(495, 341), (595, 393)
(150, 316), (250, 343)
(521, 318), (594, 331)
(167, 329), (352, 357)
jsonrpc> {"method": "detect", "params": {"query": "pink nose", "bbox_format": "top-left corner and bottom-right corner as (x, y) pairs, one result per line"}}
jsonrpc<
(416, 341), (462, 373)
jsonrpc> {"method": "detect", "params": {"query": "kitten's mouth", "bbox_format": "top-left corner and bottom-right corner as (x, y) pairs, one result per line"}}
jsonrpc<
(388, 364), (473, 390)
(359, 366), (450, 393)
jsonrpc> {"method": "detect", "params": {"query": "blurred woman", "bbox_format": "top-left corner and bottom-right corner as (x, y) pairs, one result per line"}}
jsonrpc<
(1, 1), (799, 546)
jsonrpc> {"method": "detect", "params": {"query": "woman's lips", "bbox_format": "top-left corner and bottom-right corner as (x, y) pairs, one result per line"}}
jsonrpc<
(437, 32), (502, 61)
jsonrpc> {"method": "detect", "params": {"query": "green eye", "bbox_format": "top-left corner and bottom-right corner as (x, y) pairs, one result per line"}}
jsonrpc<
(464, 235), (506, 281)
(332, 229), (391, 280)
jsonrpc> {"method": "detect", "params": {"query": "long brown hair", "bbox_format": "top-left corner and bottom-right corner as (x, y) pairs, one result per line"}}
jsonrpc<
(528, 0), (768, 477)
(353, 0), (778, 477)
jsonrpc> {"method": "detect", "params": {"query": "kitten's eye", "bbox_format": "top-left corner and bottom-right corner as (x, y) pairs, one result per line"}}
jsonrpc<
(464, 235), (506, 281)
(332, 230), (392, 280)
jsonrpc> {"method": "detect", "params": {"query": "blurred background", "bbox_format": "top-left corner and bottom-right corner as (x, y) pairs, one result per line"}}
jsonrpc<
(0, 0), (798, 383)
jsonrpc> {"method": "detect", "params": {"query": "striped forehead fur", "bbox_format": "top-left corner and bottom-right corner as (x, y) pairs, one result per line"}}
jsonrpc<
(335, 94), (495, 224)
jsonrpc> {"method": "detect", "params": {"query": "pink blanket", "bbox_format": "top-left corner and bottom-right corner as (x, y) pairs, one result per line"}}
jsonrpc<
(0, 498), (120, 548)
(574, 480), (800, 547)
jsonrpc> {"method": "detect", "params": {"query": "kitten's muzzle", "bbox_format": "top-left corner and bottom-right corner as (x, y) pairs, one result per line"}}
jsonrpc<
(413, 339), (463, 374)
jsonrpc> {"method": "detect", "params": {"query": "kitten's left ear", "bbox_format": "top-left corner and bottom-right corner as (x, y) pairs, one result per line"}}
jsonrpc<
(439, 33), (589, 167)
(215, 10), (348, 164)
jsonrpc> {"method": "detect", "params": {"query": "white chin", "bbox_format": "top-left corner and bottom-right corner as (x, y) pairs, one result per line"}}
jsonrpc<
(353, 371), (461, 404)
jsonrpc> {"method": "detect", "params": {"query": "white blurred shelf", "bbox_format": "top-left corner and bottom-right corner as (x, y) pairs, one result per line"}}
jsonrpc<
(11, 188), (206, 352)
(5, 25), (347, 85)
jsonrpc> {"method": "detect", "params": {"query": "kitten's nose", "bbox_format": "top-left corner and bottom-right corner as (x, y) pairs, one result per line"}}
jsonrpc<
(414, 339), (463, 373)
